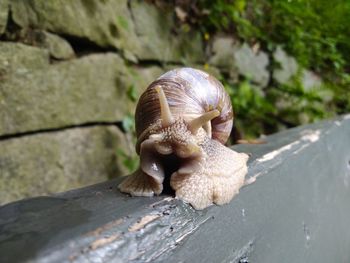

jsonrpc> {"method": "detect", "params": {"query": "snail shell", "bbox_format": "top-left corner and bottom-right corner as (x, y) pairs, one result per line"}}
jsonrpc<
(119, 68), (248, 210)
(135, 68), (233, 152)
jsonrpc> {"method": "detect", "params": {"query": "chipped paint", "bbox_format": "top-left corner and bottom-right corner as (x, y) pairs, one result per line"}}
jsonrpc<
(257, 129), (321, 163)
(300, 129), (321, 143)
(292, 144), (310, 155)
(174, 216), (211, 243)
(257, 141), (300, 163)
(222, 239), (255, 263)
(149, 197), (174, 208)
(292, 130), (321, 154)
(86, 218), (123, 237)
(128, 214), (160, 232)
(89, 234), (119, 250)
(147, 216), (213, 261)
(244, 172), (261, 186)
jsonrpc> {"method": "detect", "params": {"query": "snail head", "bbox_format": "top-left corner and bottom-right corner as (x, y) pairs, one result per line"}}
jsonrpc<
(145, 86), (220, 159)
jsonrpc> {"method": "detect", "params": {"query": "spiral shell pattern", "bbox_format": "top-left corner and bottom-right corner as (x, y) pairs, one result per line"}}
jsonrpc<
(135, 68), (233, 147)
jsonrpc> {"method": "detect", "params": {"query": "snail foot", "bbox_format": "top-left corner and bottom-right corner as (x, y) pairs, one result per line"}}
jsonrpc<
(118, 169), (163, 197)
(171, 171), (213, 210)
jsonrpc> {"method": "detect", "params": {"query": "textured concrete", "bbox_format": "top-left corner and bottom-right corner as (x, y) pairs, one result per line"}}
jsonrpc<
(0, 116), (349, 262)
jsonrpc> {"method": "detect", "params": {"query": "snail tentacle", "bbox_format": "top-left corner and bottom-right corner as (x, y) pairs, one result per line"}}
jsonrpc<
(188, 109), (220, 136)
(155, 85), (174, 127)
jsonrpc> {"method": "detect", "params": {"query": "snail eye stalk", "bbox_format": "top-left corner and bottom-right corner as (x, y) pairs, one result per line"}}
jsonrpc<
(188, 110), (220, 135)
(155, 85), (174, 128)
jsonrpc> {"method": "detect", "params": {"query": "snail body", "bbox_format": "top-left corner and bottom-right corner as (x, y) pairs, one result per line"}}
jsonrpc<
(118, 68), (248, 209)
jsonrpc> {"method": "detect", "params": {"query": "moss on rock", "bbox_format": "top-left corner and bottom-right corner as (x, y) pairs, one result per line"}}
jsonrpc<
(0, 0), (8, 35)
(10, 0), (204, 63)
(40, 31), (75, 60)
(11, 0), (122, 48)
(0, 47), (139, 136)
(0, 126), (131, 205)
(0, 42), (49, 74)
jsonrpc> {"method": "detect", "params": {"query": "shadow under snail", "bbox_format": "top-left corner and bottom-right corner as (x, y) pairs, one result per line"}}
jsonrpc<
(118, 67), (249, 210)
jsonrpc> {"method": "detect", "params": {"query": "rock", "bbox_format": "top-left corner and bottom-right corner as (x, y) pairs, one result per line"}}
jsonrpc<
(273, 46), (298, 84)
(0, 0), (8, 35)
(112, 0), (205, 62)
(234, 43), (269, 87)
(272, 48), (329, 114)
(39, 31), (75, 59)
(127, 0), (173, 61)
(0, 30), (74, 60)
(272, 48), (328, 100)
(301, 70), (333, 103)
(163, 64), (222, 80)
(0, 42), (49, 74)
(301, 70), (322, 90)
(130, 66), (164, 92)
(0, 45), (139, 136)
(10, 0), (125, 49)
(0, 126), (133, 205)
(195, 64), (222, 80)
(209, 36), (237, 71)
(10, 0), (204, 63)
(171, 28), (204, 64)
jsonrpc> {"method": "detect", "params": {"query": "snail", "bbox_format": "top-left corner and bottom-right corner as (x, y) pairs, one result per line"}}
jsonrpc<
(118, 68), (248, 210)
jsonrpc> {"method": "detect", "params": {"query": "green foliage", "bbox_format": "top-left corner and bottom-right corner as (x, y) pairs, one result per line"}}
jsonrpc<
(118, 114), (139, 173)
(119, 86), (139, 172)
(191, 0), (350, 137)
(121, 114), (135, 133)
(222, 70), (334, 138)
(120, 1), (349, 141)
(116, 147), (139, 173)
(198, 0), (350, 77)
(224, 79), (275, 138)
(126, 84), (138, 102)
(116, 15), (129, 30)
(269, 74), (333, 126)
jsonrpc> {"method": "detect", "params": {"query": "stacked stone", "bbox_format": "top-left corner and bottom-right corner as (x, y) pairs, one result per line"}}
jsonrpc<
(0, 0), (323, 204)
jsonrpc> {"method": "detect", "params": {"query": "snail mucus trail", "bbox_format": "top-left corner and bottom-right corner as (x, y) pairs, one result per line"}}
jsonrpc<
(118, 68), (249, 210)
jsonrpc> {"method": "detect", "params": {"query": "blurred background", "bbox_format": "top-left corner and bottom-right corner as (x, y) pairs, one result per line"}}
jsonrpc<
(0, 0), (349, 204)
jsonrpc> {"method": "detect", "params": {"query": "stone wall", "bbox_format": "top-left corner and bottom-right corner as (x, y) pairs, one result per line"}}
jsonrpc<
(0, 0), (321, 204)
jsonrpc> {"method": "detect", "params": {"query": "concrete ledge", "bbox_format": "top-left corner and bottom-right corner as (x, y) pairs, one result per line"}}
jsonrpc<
(0, 116), (349, 263)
